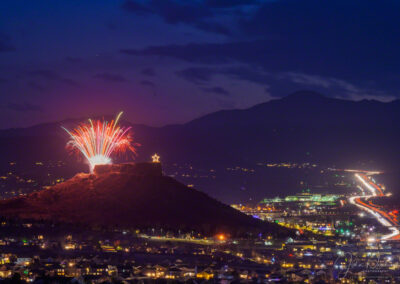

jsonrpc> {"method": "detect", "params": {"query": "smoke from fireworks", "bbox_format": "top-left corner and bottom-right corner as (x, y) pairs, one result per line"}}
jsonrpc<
(62, 112), (138, 172)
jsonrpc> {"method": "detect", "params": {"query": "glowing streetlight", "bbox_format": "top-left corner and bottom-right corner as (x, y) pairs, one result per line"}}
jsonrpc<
(217, 234), (226, 241)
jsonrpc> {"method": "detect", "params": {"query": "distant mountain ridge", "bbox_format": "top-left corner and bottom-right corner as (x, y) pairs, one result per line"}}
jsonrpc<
(1, 90), (400, 173)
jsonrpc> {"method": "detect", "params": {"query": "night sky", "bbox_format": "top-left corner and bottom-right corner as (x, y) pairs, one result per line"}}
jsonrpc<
(1, 0), (400, 129)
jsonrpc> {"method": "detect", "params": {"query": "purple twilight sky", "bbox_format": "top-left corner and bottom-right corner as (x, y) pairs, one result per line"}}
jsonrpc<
(1, 0), (400, 128)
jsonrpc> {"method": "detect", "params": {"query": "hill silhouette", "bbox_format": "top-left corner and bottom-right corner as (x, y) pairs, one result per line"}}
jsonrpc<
(0, 163), (288, 237)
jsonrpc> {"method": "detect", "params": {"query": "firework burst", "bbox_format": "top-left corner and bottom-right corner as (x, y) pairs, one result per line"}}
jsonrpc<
(62, 112), (138, 172)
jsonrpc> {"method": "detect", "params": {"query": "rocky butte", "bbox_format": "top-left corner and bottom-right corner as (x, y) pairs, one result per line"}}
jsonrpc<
(0, 162), (289, 237)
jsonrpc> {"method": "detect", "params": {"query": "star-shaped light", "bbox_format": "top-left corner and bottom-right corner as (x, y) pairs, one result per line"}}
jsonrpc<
(151, 153), (160, 163)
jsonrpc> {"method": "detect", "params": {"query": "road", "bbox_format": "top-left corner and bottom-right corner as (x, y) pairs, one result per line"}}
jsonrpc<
(138, 234), (217, 245)
(350, 173), (400, 241)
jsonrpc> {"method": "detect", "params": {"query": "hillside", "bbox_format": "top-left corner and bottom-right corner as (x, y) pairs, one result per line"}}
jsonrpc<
(0, 163), (287, 237)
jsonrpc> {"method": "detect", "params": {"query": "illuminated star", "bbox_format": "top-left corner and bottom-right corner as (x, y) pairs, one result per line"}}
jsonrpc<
(152, 153), (160, 163)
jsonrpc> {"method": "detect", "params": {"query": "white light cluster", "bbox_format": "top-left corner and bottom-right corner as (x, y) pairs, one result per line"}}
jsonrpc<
(351, 173), (400, 241)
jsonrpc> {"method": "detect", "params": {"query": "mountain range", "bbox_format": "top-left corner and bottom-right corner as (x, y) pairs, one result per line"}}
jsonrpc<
(2, 91), (400, 169)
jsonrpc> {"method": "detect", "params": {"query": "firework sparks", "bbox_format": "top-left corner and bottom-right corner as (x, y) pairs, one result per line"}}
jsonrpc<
(62, 112), (138, 172)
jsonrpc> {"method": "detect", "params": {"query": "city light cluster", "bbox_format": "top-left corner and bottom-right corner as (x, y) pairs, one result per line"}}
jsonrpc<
(353, 173), (400, 241)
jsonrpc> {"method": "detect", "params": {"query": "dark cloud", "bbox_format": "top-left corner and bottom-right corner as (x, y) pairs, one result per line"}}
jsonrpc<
(121, 36), (399, 98)
(222, 66), (268, 85)
(121, 0), (152, 14)
(140, 80), (155, 87)
(121, 41), (261, 65)
(202, 86), (230, 96)
(242, 0), (400, 41)
(141, 68), (156, 76)
(94, 73), (127, 82)
(175, 67), (214, 84)
(6, 102), (43, 112)
(123, 36), (393, 81)
(238, 0), (400, 80)
(28, 69), (79, 86)
(205, 0), (258, 8)
(121, 0), (230, 35)
(176, 66), (268, 86)
(176, 66), (368, 99)
(123, 0), (212, 24)
(194, 21), (230, 35)
(121, 0), (400, 98)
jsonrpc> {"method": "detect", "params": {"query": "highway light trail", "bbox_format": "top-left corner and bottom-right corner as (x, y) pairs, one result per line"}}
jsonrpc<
(352, 173), (400, 241)
(355, 174), (378, 195)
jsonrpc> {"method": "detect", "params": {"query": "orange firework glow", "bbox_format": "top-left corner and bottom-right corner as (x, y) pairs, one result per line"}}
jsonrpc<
(62, 112), (138, 172)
